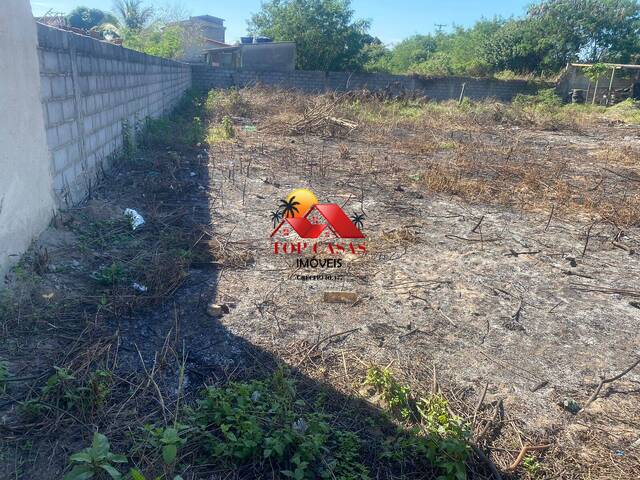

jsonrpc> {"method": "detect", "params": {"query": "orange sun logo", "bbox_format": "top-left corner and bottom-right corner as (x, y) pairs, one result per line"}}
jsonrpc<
(280, 188), (318, 218)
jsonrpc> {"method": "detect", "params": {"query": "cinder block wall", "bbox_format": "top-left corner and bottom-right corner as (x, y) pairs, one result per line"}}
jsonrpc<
(37, 24), (192, 206)
(192, 66), (539, 101)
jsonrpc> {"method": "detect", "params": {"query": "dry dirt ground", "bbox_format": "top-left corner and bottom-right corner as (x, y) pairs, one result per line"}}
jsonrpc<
(1, 89), (639, 479)
(204, 94), (640, 478)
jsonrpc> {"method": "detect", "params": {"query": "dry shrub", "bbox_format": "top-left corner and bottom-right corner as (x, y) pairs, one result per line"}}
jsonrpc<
(594, 146), (640, 166)
(421, 162), (493, 201)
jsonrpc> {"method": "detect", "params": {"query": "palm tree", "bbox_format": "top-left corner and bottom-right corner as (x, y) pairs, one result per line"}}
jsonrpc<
(351, 212), (365, 230)
(113, 0), (153, 31)
(270, 210), (283, 228)
(279, 196), (301, 219)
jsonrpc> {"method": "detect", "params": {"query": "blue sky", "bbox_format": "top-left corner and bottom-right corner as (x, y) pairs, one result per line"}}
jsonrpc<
(31, 0), (533, 45)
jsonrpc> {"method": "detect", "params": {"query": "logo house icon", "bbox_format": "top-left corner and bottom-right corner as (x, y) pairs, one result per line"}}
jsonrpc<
(271, 204), (365, 240)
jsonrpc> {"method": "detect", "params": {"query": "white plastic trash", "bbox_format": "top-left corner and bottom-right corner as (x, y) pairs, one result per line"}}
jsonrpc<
(132, 282), (148, 293)
(124, 208), (145, 230)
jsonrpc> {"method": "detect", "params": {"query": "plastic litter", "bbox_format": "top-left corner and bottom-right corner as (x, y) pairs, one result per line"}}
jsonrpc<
(243, 125), (257, 132)
(132, 282), (148, 293)
(124, 208), (145, 230)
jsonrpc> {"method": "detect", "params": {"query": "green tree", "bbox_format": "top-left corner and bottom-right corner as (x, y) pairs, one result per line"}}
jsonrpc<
(248, 0), (372, 71)
(113, 0), (154, 31)
(527, 0), (640, 67)
(384, 35), (438, 73)
(123, 24), (185, 59)
(67, 6), (118, 30)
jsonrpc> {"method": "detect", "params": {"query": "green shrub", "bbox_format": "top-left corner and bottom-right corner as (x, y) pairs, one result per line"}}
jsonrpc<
(187, 369), (369, 479)
(64, 432), (127, 480)
(204, 89), (250, 118)
(513, 88), (562, 108)
(365, 366), (412, 419)
(366, 367), (470, 480)
(206, 116), (235, 144)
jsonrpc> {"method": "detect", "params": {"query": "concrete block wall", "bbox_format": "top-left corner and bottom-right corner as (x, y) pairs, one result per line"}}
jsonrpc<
(192, 66), (539, 102)
(37, 23), (192, 206)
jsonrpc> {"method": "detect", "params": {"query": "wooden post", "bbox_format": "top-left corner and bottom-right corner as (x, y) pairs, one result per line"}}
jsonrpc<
(592, 77), (600, 105)
(607, 67), (616, 105)
(458, 82), (466, 105)
(585, 82), (590, 102)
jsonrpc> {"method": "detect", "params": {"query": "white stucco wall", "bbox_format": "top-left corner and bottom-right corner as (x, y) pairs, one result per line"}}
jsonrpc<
(0, 0), (55, 281)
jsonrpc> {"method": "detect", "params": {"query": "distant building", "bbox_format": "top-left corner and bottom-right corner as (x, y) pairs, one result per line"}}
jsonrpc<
(204, 40), (296, 71)
(174, 15), (229, 62)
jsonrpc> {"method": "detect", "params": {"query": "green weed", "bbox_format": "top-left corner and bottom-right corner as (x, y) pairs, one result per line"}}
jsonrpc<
(142, 424), (188, 465)
(523, 454), (542, 477)
(206, 116), (235, 144)
(186, 369), (369, 479)
(204, 89), (250, 118)
(21, 367), (112, 420)
(130, 469), (183, 480)
(64, 432), (127, 480)
(365, 366), (412, 419)
(366, 367), (470, 480)
(91, 262), (127, 286)
(122, 119), (136, 161)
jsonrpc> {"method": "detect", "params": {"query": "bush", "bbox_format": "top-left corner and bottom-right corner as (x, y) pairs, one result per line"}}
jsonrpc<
(187, 369), (369, 479)
(204, 89), (250, 119)
(513, 88), (562, 108)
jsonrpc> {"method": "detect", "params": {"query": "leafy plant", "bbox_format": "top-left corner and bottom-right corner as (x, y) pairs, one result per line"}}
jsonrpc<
(416, 394), (470, 480)
(513, 88), (562, 109)
(366, 367), (470, 480)
(122, 119), (136, 161)
(187, 369), (351, 479)
(91, 262), (127, 286)
(206, 116), (235, 144)
(325, 431), (370, 480)
(42, 366), (78, 410)
(204, 89), (250, 118)
(18, 399), (47, 420)
(142, 424), (187, 465)
(64, 432), (127, 480)
(365, 366), (412, 419)
(130, 469), (183, 480)
(523, 454), (542, 477)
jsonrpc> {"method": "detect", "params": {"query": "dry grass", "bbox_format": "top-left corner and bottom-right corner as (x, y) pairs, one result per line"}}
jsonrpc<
(229, 86), (640, 228)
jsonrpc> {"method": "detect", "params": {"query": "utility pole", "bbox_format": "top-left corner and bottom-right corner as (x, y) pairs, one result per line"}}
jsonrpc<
(434, 23), (447, 33)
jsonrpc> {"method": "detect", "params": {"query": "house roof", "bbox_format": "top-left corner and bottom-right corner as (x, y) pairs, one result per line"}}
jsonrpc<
(193, 15), (225, 24)
(203, 38), (230, 47)
(571, 63), (640, 70)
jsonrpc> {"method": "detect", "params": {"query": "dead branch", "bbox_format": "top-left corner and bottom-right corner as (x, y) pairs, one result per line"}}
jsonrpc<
(583, 356), (640, 409)
(570, 283), (640, 298)
(507, 444), (552, 471)
(471, 215), (485, 233)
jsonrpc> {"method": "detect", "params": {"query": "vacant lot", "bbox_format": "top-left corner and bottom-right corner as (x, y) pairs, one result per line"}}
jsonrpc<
(1, 88), (639, 479)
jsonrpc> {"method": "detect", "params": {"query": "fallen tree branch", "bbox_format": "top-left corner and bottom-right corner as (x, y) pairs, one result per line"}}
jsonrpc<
(507, 444), (552, 471)
(583, 356), (640, 409)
